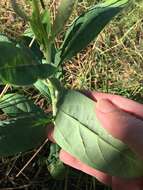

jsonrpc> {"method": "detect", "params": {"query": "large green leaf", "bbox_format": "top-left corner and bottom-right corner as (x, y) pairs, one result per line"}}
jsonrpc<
(0, 93), (49, 156)
(54, 90), (143, 179)
(59, 0), (130, 63)
(0, 42), (56, 85)
(52, 0), (77, 37)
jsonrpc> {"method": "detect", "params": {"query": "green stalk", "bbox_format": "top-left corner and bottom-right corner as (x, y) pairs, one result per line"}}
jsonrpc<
(43, 43), (51, 64)
(47, 43), (52, 63)
(46, 79), (58, 118)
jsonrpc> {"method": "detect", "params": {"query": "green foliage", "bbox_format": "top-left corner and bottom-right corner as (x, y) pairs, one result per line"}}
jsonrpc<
(34, 80), (51, 99)
(59, 0), (129, 64)
(0, 93), (48, 156)
(0, 42), (56, 85)
(54, 90), (143, 178)
(20, 35), (43, 61)
(41, 9), (51, 38)
(30, 0), (51, 61)
(0, 93), (44, 116)
(0, 115), (46, 156)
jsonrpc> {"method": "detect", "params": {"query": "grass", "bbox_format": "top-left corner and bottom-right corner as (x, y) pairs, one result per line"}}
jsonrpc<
(0, 0), (143, 189)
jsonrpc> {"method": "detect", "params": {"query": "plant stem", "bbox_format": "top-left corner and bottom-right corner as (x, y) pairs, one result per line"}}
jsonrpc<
(46, 79), (57, 118)
(44, 43), (51, 64)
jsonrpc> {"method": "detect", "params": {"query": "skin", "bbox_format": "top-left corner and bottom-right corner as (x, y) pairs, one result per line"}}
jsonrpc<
(48, 92), (143, 190)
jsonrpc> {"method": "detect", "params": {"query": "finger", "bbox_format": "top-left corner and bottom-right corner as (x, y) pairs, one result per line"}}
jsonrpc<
(59, 149), (112, 186)
(112, 176), (143, 190)
(47, 125), (56, 143)
(89, 92), (143, 118)
(96, 99), (143, 159)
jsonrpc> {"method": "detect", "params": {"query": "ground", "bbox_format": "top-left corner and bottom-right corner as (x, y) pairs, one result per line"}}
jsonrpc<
(0, 0), (143, 189)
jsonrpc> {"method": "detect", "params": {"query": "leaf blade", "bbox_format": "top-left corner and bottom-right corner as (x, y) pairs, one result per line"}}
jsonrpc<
(54, 90), (143, 178)
(0, 93), (45, 116)
(0, 93), (49, 156)
(0, 114), (46, 156)
(0, 42), (56, 85)
(59, 0), (130, 63)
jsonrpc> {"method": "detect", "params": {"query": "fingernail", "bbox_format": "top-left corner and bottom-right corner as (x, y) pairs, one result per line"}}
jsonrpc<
(96, 99), (117, 113)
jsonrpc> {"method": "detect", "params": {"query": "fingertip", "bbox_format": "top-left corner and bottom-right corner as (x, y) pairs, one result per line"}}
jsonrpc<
(96, 99), (118, 113)
(95, 99), (143, 159)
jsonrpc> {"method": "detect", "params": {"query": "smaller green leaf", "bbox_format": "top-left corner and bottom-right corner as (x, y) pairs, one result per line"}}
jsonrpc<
(30, 0), (49, 48)
(59, 0), (130, 63)
(41, 10), (51, 38)
(52, 0), (77, 37)
(0, 93), (45, 117)
(34, 80), (51, 100)
(0, 42), (56, 86)
(30, 1), (43, 41)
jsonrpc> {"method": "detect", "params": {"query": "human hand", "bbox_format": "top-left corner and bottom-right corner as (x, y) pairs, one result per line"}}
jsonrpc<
(48, 92), (143, 190)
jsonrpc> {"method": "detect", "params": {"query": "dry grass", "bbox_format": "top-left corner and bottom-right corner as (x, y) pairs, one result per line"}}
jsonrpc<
(0, 0), (27, 38)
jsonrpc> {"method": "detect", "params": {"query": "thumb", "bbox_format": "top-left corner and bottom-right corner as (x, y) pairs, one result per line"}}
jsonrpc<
(96, 99), (143, 159)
